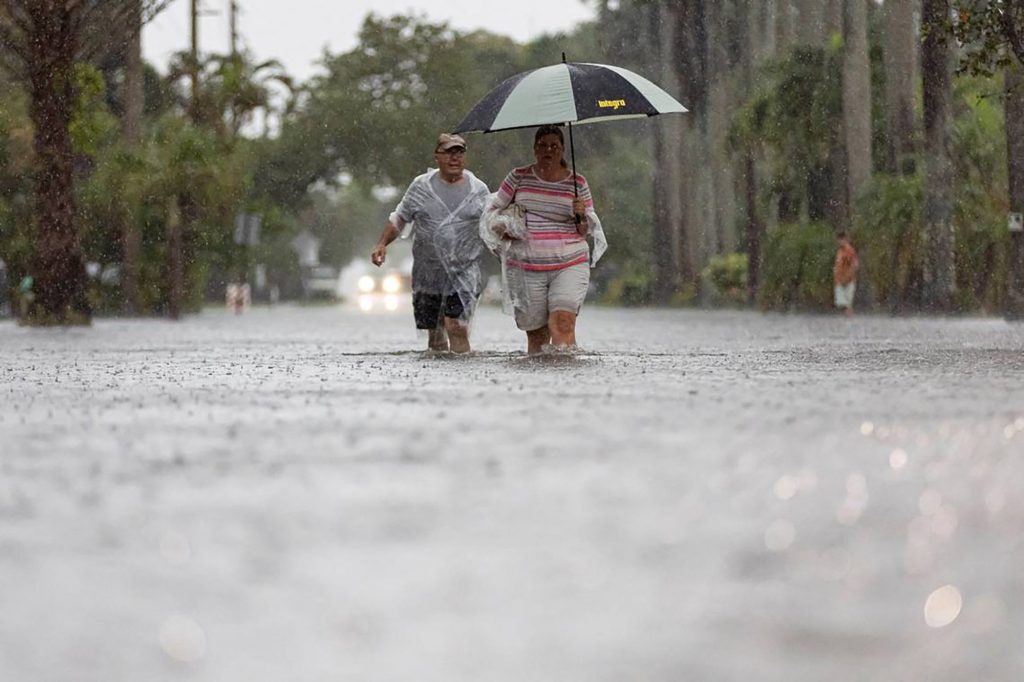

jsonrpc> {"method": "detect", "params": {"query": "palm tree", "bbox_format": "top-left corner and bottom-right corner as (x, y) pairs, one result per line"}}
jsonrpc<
(0, 0), (168, 324)
(882, 0), (919, 175)
(842, 0), (873, 214)
(166, 50), (296, 140)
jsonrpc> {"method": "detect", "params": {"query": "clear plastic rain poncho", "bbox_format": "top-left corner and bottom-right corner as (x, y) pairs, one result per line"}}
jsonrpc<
(479, 193), (608, 315)
(390, 169), (491, 322)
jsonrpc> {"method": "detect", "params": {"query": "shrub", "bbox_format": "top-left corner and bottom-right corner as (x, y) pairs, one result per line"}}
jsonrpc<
(702, 252), (748, 306)
(853, 174), (923, 311)
(759, 222), (835, 311)
(600, 261), (654, 306)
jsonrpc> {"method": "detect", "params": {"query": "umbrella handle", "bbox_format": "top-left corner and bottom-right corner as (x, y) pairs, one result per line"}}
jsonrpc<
(562, 54), (582, 226)
(568, 121), (581, 225)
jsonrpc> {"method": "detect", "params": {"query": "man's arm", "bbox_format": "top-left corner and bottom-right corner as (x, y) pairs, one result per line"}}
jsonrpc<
(371, 217), (405, 267)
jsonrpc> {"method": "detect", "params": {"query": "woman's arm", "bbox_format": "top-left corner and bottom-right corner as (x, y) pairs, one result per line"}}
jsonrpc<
(573, 176), (595, 236)
(491, 170), (519, 211)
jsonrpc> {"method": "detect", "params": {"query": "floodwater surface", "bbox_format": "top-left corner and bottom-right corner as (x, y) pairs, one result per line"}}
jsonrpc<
(1, 305), (1022, 681)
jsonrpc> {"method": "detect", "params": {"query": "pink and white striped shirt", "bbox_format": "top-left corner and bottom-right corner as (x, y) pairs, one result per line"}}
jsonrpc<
(493, 165), (593, 271)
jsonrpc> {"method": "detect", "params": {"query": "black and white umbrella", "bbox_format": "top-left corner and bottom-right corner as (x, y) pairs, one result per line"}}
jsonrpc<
(455, 57), (686, 134)
(454, 55), (687, 212)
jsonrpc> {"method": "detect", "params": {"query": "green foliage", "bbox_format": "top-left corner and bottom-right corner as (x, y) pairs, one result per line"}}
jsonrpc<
(702, 253), (749, 306)
(76, 112), (250, 314)
(856, 173), (1010, 314)
(957, 214), (1009, 312)
(276, 14), (613, 191)
(731, 46), (843, 222)
(600, 261), (655, 307)
(292, 15), (514, 187)
(853, 174), (923, 310)
(3, 5), (1017, 319)
(952, 77), (1008, 219)
(70, 64), (119, 156)
(854, 76), (1009, 313)
(166, 51), (295, 139)
(950, 76), (1010, 311)
(759, 222), (836, 311)
(0, 77), (32, 287)
(948, 1), (1024, 75)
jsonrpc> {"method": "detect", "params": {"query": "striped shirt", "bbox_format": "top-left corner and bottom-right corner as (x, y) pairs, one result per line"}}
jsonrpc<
(494, 165), (593, 271)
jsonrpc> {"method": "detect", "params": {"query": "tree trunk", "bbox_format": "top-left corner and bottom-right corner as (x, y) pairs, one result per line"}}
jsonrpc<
(706, 0), (735, 256)
(842, 0), (873, 210)
(651, 1), (685, 303)
(921, 0), (957, 311)
(742, 0), (769, 302)
(794, 0), (825, 44)
(825, 0), (844, 38)
(744, 150), (764, 303)
(673, 0), (706, 287)
(122, 0), (144, 314)
(167, 197), (183, 319)
(753, 0), (775, 59)
(26, 5), (89, 324)
(1006, 65), (1024, 320)
(124, 1), (144, 145)
(882, 0), (919, 174)
(775, 0), (795, 54)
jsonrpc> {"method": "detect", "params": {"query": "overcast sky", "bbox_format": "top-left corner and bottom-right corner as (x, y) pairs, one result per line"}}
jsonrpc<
(143, 0), (595, 82)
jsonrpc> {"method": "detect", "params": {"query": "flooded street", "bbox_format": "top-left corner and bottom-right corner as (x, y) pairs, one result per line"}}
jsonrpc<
(2, 305), (1022, 681)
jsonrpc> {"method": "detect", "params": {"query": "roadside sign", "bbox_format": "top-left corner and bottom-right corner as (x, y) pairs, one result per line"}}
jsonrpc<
(234, 213), (262, 245)
(1010, 213), (1024, 233)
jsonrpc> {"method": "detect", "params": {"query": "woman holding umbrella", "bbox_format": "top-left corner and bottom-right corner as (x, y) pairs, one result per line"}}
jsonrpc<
(485, 125), (601, 354)
(459, 56), (686, 353)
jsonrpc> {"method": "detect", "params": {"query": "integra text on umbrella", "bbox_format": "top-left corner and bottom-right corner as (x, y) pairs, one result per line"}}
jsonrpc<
(598, 99), (627, 110)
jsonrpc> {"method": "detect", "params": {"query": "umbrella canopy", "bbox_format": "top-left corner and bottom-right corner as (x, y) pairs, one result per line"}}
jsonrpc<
(454, 60), (687, 134)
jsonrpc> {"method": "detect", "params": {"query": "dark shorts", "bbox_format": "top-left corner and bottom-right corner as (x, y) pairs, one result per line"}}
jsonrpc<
(413, 292), (465, 330)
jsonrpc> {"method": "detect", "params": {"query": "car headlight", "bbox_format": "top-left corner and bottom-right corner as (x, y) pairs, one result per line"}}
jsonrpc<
(357, 275), (375, 293)
(381, 274), (401, 294)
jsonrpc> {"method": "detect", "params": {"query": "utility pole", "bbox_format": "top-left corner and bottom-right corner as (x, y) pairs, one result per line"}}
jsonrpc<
(189, 0), (200, 123)
(125, 1), (144, 145)
(230, 0), (239, 57)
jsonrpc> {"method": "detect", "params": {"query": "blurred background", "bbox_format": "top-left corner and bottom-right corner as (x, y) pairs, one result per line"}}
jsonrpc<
(1, 0), (1023, 324)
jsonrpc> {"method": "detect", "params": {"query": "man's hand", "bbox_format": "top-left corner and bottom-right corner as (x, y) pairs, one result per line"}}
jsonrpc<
(371, 245), (386, 267)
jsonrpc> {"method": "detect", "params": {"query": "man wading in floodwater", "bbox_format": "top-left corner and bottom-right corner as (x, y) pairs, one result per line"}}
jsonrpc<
(371, 134), (490, 353)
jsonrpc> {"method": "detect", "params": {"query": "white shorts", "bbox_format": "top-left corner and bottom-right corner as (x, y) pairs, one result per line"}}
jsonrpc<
(834, 282), (856, 308)
(513, 262), (590, 331)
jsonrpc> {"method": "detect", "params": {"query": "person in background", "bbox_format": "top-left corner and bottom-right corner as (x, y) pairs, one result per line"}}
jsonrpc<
(17, 274), (34, 319)
(0, 258), (9, 318)
(371, 133), (490, 353)
(834, 231), (859, 318)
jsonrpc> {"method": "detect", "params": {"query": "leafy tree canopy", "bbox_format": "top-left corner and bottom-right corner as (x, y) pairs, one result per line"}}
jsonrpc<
(948, 0), (1024, 75)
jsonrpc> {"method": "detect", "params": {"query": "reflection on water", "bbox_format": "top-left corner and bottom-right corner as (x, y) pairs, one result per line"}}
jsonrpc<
(924, 585), (963, 628)
(158, 614), (206, 663)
